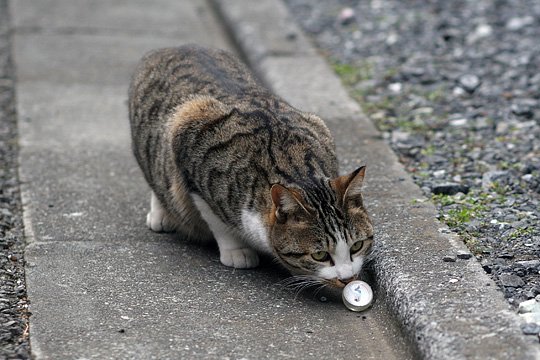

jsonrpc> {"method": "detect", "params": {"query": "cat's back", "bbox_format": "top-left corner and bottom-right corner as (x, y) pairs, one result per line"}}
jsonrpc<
(129, 45), (264, 123)
(129, 45), (339, 225)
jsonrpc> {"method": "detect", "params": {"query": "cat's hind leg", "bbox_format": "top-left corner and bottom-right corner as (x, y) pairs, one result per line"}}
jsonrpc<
(146, 191), (176, 232)
(191, 194), (259, 269)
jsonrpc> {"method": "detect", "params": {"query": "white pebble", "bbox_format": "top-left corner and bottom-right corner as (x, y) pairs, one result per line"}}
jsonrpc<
(450, 118), (468, 127)
(388, 82), (402, 93)
(338, 7), (355, 24)
(521, 174), (533, 182)
(506, 16), (534, 31)
(433, 170), (446, 178)
(453, 86), (466, 96)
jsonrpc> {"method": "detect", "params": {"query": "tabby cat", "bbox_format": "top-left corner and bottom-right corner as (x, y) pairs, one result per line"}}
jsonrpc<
(128, 45), (373, 288)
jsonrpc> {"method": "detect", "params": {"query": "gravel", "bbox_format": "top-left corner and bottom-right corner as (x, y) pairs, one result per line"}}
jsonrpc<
(0, 1), (31, 358)
(284, 0), (540, 308)
(521, 322), (540, 336)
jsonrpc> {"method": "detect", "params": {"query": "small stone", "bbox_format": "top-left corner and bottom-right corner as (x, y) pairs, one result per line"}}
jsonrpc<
(412, 107), (433, 115)
(443, 255), (456, 262)
(449, 118), (468, 127)
(514, 120), (536, 130)
(504, 197), (517, 206)
(520, 323), (540, 336)
(391, 131), (426, 153)
(432, 183), (470, 195)
(467, 23), (492, 43)
(448, 278), (459, 283)
(453, 86), (466, 96)
(514, 268), (526, 277)
(0, 208), (13, 217)
(402, 66), (425, 77)
(386, 32), (398, 45)
(458, 74), (481, 93)
(518, 298), (540, 314)
(506, 16), (534, 31)
(388, 82), (402, 93)
(474, 117), (491, 130)
(516, 260), (540, 270)
(465, 220), (480, 233)
(522, 174), (534, 182)
(520, 312), (540, 324)
(338, 7), (355, 25)
(482, 171), (510, 190)
(425, 155), (447, 166)
(530, 73), (540, 86)
(511, 102), (534, 118)
(499, 273), (525, 288)
(456, 251), (472, 260)
(433, 169), (446, 178)
(496, 122), (510, 134)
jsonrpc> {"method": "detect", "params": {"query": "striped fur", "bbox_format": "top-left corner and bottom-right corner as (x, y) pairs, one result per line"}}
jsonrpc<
(129, 45), (373, 287)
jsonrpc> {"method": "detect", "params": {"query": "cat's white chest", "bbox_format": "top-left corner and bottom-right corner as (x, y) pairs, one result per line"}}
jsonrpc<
(241, 209), (272, 254)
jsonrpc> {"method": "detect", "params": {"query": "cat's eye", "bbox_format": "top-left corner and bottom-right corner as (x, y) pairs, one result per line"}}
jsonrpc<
(311, 251), (330, 262)
(350, 241), (364, 254)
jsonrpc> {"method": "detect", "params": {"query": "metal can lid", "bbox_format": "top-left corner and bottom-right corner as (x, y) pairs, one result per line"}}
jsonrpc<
(342, 280), (373, 312)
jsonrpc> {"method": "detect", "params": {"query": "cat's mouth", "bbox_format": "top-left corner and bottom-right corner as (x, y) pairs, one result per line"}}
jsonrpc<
(325, 277), (358, 289)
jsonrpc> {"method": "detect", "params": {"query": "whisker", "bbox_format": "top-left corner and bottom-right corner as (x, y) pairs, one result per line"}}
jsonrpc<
(313, 283), (327, 297)
(274, 274), (325, 298)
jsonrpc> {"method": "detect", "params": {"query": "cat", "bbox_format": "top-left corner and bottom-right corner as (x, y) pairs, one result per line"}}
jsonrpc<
(128, 45), (373, 288)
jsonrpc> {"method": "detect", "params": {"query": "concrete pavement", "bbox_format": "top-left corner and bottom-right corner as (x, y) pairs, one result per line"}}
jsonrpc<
(13, 1), (415, 359)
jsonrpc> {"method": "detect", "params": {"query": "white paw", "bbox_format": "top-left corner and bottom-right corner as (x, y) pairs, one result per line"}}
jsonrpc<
(146, 211), (175, 233)
(220, 248), (260, 269)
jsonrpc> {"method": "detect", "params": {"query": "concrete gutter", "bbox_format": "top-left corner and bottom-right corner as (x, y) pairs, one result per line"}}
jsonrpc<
(212, 0), (540, 358)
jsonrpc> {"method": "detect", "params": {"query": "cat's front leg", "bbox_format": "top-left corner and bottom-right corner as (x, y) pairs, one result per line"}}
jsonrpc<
(191, 195), (259, 269)
(146, 191), (176, 232)
(216, 236), (260, 269)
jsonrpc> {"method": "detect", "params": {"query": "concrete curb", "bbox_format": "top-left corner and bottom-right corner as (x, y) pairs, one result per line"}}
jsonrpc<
(212, 0), (540, 358)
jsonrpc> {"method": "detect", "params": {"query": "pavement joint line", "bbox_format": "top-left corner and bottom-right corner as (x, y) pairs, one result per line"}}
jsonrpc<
(14, 25), (194, 38)
(212, 0), (540, 358)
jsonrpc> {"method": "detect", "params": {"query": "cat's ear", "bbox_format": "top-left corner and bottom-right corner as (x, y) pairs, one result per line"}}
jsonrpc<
(270, 184), (312, 224)
(332, 166), (366, 209)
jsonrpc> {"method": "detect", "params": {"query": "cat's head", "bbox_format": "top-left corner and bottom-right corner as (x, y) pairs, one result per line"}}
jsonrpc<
(269, 167), (373, 288)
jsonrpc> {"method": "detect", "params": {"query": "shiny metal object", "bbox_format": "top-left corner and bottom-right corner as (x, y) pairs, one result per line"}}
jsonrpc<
(342, 280), (373, 312)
